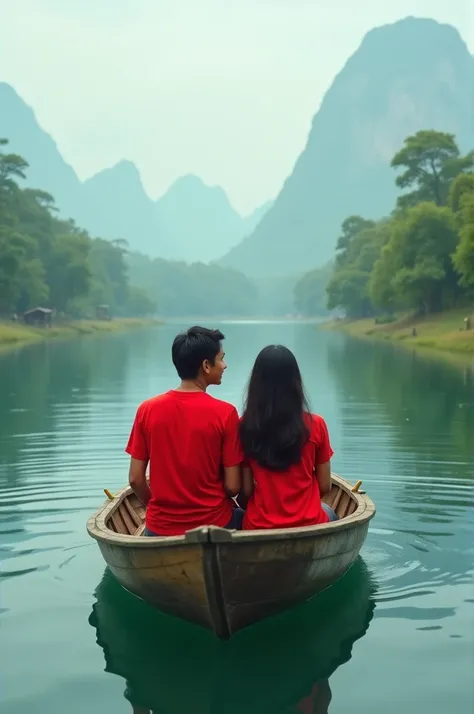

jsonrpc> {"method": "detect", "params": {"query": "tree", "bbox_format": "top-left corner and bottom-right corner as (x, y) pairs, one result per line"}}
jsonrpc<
(369, 242), (397, 314)
(380, 203), (459, 313)
(334, 216), (376, 267)
(392, 259), (446, 314)
(449, 173), (474, 215)
(88, 238), (129, 311)
(0, 138), (28, 192)
(325, 217), (391, 317)
(452, 192), (474, 288)
(13, 188), (57, 265)
(0, 229), (32, 312)
(126, 286), (157, 316)
(294, 264), (331, 316)
(326, 267), (372, 318)
(15, 258), (49, 313)
(391, 130), (471, 209)
(48, 230), (91, 312)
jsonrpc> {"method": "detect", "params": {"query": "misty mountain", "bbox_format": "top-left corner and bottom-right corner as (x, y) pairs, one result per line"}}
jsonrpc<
(78, 160), (163, 255)
(0, 82), (81, 220)
(154, 175), (272, 263)
(220, 17), (474, 278)
(0, 82), (270, 262)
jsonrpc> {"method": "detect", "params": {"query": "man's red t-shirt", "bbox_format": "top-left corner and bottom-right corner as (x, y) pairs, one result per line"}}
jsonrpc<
(242, 413), (334, 530)
(125, 390), (242, 536)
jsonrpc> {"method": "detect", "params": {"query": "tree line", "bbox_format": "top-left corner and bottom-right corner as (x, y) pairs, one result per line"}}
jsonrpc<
(0, 139), (157, 318)
(295, 131), (474, 319)
(127, 252), (258, 318)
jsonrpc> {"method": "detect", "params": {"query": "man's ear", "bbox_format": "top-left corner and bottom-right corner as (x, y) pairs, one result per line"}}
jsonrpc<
(202, 359), (211, 374)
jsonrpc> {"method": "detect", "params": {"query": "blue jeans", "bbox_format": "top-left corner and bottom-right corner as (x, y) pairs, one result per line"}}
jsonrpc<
(321, 502), (339, 522)
(144, 507), (245, 537)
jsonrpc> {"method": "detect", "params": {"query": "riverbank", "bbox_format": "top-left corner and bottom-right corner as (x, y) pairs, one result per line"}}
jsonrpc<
(0, 318), (160, 350)
(322, 308), (474, 357)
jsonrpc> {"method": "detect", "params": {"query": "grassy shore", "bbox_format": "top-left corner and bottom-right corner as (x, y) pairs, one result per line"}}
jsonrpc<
(0, 317), (159, 349)
(322, 308), (474, 356)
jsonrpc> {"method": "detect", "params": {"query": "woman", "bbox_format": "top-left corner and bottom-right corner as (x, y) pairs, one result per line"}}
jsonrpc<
(239, 345), (337, 529)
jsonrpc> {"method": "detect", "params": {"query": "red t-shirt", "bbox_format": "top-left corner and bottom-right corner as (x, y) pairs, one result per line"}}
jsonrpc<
(242, 413), (334, 530)
(125, 390), (242, 536)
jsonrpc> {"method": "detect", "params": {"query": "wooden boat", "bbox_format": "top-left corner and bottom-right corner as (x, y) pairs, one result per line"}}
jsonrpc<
(86, 474), (375, 639)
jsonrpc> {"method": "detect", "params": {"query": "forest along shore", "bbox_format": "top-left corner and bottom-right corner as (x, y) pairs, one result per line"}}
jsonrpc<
(307, 130), (474, 363)
(0, 318), (160, 350)
(321, 308), (474, 358)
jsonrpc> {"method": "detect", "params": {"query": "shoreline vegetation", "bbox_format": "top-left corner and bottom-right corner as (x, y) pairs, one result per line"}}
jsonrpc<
(0, 317), (160, 350)
(321, 308), (474, 359)
(296, 130), (474, 367)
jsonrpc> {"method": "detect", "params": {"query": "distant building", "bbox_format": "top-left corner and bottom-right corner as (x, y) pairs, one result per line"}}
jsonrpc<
(96, 304), (111, 321)
(23, 307), (53, 327)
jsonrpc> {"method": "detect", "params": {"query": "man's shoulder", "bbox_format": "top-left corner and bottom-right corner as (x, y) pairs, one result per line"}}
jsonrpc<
(206, 394), (238, 417)
(137, 391), (171, 413)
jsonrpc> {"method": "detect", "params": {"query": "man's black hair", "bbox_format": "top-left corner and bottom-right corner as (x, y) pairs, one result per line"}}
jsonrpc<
(171, 326), (225, 380)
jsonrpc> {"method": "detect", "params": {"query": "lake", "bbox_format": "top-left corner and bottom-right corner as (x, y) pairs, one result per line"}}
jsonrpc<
(0, 322), (473, 714)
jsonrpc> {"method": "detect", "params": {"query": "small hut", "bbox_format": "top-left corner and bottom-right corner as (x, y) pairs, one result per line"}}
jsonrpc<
(23, 307), (53, 328)
(96, 304), (111, 321)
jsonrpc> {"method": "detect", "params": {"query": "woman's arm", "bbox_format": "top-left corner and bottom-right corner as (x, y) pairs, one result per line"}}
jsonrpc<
(313, 414), (334, 497)
(315, 460), (331, 497)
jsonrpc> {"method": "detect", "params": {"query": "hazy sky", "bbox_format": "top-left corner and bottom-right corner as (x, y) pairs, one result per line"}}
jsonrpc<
(0, 0), (472, 214)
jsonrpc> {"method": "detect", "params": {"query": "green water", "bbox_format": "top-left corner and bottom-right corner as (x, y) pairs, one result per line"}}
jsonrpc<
(0, 322), (473, 714)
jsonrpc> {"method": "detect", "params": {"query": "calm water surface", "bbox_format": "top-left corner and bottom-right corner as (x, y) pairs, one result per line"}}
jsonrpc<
(0, 322), (473, 714)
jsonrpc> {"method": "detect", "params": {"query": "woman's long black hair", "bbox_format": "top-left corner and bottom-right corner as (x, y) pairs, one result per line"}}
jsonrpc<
(240, 345), (311, 471)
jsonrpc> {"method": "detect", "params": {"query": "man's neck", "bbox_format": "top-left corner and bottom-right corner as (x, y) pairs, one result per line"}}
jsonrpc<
(177, 379), (207, 393)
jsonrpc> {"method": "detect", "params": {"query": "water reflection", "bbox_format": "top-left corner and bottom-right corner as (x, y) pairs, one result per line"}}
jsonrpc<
(89, 559), (376, 714)
(324, 335), (474, 628)
(0, 334), (135, 485)
(326, 337), (474, 467)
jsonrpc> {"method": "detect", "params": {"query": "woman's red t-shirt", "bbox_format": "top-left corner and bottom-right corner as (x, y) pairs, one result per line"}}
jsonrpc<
(242, 413), (334, 530)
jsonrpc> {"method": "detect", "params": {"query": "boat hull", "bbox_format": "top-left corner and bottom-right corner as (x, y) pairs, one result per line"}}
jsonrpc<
(211, 519), (371, 636)
(87, 475), (375, 638)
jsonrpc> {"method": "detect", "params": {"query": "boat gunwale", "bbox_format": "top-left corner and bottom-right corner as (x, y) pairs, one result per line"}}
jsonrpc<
(86, 474), (376, 549)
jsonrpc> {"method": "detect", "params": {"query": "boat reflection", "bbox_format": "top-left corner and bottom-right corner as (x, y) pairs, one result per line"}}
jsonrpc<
(89, 558), (376, 714)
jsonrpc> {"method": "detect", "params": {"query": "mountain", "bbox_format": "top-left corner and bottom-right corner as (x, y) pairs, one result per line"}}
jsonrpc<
(0, 82), (82, 220)
(0, 83), (160, 254)
(220, 18), (474, 278)
(154, 176), (271, 263)
(78, 161), (164, 256)
(241, 200), (273, 241)
(0, 82), (271, 262)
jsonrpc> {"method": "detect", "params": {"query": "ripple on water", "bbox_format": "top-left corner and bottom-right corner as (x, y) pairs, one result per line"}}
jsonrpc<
(0, 326), (473, 688)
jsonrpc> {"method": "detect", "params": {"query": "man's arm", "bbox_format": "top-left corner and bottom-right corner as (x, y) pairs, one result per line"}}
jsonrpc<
(126, 404), (151, 506)
(222, 407), (244, 499)
(223, 464), (241, 498)
(236, 466), (254, 508)
(129, 457), (151, 506)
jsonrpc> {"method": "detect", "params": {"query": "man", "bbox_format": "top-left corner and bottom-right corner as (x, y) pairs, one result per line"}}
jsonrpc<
(125, 326), (243, 536)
